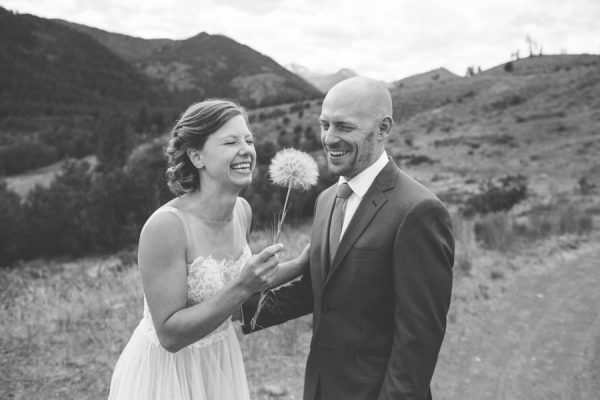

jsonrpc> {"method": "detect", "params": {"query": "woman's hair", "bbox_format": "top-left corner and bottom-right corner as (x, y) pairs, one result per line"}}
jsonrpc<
(165, 99), (245, 196)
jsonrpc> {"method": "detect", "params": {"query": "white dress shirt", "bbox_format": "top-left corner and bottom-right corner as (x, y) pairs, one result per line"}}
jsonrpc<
(337, 151), (389, 240)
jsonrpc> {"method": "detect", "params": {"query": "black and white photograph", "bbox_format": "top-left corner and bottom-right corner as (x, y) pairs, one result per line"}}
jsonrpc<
(1, 0), (599, 399)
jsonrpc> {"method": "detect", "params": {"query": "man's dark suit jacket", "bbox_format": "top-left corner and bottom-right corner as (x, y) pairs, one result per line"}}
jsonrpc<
(242, 160), (454, 400)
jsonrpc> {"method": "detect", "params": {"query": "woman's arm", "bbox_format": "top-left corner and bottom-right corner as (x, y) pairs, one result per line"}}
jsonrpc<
(139, 211), (282, 353)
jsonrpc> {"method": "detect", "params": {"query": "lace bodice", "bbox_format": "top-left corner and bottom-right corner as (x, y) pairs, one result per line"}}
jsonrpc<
(139, 245), (251, 349)
(137, 200), (252, 350)
(185, 245), (251, 305)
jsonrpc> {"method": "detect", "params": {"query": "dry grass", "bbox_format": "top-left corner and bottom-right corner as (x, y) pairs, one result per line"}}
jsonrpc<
(1, 205), (597, 399)
(0, 223), (311, 400)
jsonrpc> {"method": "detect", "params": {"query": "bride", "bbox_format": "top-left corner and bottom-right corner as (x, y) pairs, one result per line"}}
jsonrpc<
(108, 99), (308, 399)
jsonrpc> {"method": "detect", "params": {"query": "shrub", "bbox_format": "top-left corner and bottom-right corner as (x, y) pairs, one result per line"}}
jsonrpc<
(23, 160), (96, 258)
(558, 207), (593, 235)
(463, 175), (527, 216)
(487, 95), (525, 111)
(473, 212), (515, 251)
(0, 181), (25, 266)
(454, 251), (472, 277)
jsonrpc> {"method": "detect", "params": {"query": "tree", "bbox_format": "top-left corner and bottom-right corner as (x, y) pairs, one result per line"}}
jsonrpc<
(135, 103), (150, 133)
(0, 181), (25, 266)
(95, 112), (134, 168)
(525, 35), (542, 57)
(23, 160), (95, 258)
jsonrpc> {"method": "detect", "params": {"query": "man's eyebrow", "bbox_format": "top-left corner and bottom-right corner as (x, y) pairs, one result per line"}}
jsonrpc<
(334, 121), (355, 127)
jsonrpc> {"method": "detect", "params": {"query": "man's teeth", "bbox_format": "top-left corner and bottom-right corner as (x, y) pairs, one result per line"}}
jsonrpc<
(231, 162), (251, 170)
(329, 150), (348, 157)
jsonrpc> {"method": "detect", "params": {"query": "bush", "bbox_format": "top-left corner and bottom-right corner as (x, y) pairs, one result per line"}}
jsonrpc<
(474, 213), (515, 251)
(463, 175), (527, 216)
(23, 160), (96, 258)
(473, 203), (594, 253)
(558, 207), (593, 235)
(487, 95), (525, 111)
(0, 181), (25, 266)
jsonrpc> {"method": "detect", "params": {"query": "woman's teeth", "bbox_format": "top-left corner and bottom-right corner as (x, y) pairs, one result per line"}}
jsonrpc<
(231, 162), (251, 170)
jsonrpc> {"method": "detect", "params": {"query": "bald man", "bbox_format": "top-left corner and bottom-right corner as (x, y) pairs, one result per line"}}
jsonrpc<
(242, 77), (454, 400)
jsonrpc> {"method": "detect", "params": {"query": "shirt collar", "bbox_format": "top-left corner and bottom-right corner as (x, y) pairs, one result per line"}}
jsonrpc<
(338, 151), (389, 199)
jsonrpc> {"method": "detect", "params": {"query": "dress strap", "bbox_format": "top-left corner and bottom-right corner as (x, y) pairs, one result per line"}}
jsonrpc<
(235, 197), (251, 236)
(154, 206), (192, 261)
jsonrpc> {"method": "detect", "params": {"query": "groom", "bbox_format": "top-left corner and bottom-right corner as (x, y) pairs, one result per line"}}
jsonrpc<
(242, 76), (454, 400)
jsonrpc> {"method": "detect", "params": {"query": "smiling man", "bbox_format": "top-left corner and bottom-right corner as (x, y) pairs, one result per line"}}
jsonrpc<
(319, 77), (392, 180)
(243, 76), (455, 400)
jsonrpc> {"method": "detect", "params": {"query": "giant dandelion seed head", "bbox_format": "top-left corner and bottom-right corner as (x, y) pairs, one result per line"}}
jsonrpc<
(269, 148), (319, 191)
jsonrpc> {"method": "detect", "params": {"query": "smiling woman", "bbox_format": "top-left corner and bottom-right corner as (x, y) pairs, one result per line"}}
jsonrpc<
(107, 99), (309, 400)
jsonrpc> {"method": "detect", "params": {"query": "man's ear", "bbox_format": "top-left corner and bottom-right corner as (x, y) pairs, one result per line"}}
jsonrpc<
(378, 115), (394, 139)
(187, 149), (204, 169)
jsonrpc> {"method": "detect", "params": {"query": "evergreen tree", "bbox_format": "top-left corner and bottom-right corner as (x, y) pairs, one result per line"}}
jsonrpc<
(0, 181), (24, 266)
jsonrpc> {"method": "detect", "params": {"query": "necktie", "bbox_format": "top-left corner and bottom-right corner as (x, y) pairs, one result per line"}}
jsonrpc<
(328, 182), (353, 268)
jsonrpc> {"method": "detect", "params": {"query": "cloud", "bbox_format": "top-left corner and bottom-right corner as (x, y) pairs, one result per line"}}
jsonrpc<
(216, 0), (281, 15)
(1, 0), (598, 81)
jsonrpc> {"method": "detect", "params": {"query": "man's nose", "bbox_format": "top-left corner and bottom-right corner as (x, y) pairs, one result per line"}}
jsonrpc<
(322, 127), (338, 145)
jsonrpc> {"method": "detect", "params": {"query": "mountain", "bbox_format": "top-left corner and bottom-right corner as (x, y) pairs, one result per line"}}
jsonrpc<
(52, 20), (174, 64)
(392, 67), (458, 89)
(0, 7), (175, 176)
(0, 8), (161, 116)
(57, 21), (322, 108)
(0, 6), (322, 175)
(286, 63), (358, 92)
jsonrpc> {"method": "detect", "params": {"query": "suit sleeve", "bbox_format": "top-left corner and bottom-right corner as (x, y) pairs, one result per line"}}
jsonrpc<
(240, 190), (329, 333)
(241, 265), (314, 333)
(378, 199), (454, 400)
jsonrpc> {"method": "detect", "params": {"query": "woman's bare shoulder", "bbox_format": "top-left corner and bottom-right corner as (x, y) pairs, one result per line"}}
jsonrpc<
(139, 208), (186, 264)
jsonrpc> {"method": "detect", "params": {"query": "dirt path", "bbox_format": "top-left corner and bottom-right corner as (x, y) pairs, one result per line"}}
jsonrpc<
(433, 242), (600, 400)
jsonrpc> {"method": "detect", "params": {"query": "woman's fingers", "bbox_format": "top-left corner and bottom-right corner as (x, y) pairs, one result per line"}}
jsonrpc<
(256, 243), (283, 263)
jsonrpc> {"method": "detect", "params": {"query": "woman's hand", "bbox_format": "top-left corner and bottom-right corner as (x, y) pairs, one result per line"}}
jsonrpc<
(237, 243), (283, 295)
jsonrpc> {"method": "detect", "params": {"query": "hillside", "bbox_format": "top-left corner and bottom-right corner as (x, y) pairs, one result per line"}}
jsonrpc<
(7, 53), (600, 203)
(0, 7), (321, 176)
(53, 19), (175, 63)
(57, 20), (322, 108)
(0, 8), (161, 114)
(392, 67), (459, 89)
(0, 7), (174, 176)
(384, 54), (600, 205)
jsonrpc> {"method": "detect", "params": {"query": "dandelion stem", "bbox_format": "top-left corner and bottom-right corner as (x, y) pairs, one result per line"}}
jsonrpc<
(252, 183), (294, 330)
(274, 183), (292, 243)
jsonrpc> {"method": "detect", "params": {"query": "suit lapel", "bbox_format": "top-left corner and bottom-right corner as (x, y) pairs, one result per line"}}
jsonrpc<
(325, 161), (399, 286)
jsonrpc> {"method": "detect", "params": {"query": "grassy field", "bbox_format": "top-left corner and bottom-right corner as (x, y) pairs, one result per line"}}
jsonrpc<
(1, 202), (597, 399)
(0, 222), (312, 400)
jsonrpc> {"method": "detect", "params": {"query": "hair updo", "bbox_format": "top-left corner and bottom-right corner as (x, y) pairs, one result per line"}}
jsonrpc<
(165, 99), (245, 196)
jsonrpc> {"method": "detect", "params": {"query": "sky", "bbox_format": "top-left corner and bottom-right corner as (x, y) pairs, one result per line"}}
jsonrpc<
(2, 0), (600, 82)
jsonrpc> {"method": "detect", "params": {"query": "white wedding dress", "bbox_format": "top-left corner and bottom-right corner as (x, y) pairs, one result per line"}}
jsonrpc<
(108, 205), (252, 400)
